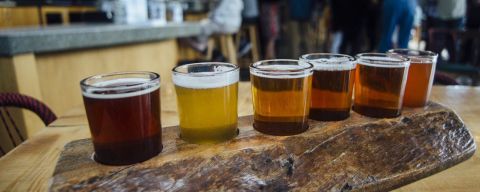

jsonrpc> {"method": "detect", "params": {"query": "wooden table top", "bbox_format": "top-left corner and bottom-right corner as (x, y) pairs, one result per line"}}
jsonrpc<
(0, 82), (478, 191)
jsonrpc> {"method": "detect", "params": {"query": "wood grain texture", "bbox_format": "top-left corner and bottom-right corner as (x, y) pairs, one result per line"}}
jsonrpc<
(49, 102), (475, 191)
(0, 7), (40, 29)
(0, 84), (479, 192)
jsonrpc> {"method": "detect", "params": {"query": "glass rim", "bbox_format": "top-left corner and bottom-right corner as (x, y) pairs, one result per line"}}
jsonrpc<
(387, 49), (438, 58)
(80, 71), (160, 89)
(356, 53), (410, 67)
(250, 59), (313, 73)
(300, 53), (356, 63)
(172, 62), (239, 77)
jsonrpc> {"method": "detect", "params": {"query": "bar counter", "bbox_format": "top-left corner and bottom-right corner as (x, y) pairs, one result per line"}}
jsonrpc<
(0, 22), (203, 56)
(0, 22), (204, 137)
(0, 83), (478, 191)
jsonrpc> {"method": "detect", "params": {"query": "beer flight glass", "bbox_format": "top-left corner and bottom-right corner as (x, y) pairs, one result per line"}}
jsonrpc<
(250, 59), (313, 135)
(81, 72), (162, 165)
(387, 49), (438, 107)
(354, 53), (410, 118)
(172, 62), (239, 144)
(300, 53), (356, 121)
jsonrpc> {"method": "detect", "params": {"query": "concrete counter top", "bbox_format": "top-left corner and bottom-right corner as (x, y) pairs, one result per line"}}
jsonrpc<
(0, 22), (204, 56)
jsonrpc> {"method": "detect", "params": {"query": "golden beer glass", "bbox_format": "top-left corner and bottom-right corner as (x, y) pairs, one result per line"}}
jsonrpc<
(300, 53), (356, 121)
(387, 49), (438, 107)
(172, 63), (239, 144)
(250, 59), (313, 136)
(354, 53), (410, 118)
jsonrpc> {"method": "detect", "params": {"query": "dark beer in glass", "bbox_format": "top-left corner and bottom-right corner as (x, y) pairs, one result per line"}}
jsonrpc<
(387, 49), (438, 107)
(250, 59), (313, 136)
(354, 53), (410, 118)
(81, 72), (162, 165)
(300, 53), (356, 121)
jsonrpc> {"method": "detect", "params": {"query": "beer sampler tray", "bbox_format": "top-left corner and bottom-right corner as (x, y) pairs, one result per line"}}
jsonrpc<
(49, 102), (475, 191)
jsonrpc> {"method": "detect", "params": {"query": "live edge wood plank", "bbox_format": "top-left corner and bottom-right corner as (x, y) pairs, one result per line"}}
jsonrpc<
(1, 84), (479, 192)
(49, 102), (475, 191)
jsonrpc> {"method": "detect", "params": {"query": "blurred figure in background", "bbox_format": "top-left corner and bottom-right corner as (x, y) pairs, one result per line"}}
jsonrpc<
(338, 0), (369, 55)
(260, 0), (281, 59)
(328, 0), (347, 53)
(329, 0), (379, 55)
(288, 0), (315, 57)
(378, 0), (417, 52)
(422, 0), (466, 59)
(238, 0), (259, 57)
(188, 0), (244, 53)
(365, 0), (382, 52)
(466, 0), (480, 30)
(461, 0), (480, 64)
(242, 0), (259, 24)
(330, 0), (368, 55)
(424, 0), (466, 30)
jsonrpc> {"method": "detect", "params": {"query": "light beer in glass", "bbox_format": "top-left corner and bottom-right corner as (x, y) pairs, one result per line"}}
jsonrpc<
(173, 63), (239, 144)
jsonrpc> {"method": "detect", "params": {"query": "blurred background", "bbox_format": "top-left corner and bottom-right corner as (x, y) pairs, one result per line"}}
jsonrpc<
(0, 0), (479, 154)
(0, 0), (479, 84)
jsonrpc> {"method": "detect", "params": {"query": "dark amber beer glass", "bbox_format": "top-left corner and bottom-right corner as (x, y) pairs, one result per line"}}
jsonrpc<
(300, 53), (356, 121)
(81, 72), (162, 165)
(387, 49), (438, 107)
(173, 63), (239, 144)
(354, 53), (410, 118)
(250, 59), (313, 135)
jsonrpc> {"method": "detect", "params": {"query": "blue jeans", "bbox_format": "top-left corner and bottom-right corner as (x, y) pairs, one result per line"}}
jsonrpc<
(378, 0), (417, 52)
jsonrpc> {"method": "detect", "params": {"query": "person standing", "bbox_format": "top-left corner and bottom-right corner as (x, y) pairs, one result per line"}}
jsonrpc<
(185, 0), (244, 53)
(427, 0), (466, 29)
(378, 0), (417, 52)
(423, 0), (467, 60)
(260, 0), (281, 59)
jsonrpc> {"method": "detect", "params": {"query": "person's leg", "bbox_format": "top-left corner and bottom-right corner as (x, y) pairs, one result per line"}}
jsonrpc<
(366, 8), (380, 51)
(260, 2), (279, 59)
(330, 31), (343, 53)
(445, 18), (464, 62)
(396, 0), (415, 49)
(265, 39), (276, 59)
(378, 0), (400, 52)
(339, 27), (350, 54)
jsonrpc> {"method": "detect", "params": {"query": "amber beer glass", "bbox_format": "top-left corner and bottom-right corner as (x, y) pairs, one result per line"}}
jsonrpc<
(250, 59), (313, 135)
(354, 53), (410, 118)
(81, 72), (162, 165)
(387, 49), (438, 107)
(300, 53), (356, 121)
(173, 63), (239, 144)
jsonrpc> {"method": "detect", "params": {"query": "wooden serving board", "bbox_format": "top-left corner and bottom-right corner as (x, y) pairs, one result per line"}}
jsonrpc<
(49, 102), (476, 192)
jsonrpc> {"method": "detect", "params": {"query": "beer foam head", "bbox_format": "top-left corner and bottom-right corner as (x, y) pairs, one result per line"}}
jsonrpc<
(387, 49), (438, 64)
(250, 59), (313, 79)
(82, 78), (160, 99)
(172, 63), (239, 89)
(356, 53), (410, 68)
(300, 53), (356, 71)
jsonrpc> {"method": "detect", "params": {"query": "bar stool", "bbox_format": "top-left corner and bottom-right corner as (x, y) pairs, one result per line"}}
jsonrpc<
(235, 24), (260, 65)
(218, 34), (238, 65)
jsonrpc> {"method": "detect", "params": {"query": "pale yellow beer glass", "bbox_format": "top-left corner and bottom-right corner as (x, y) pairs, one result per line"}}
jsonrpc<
(172, 63), (239, 144)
